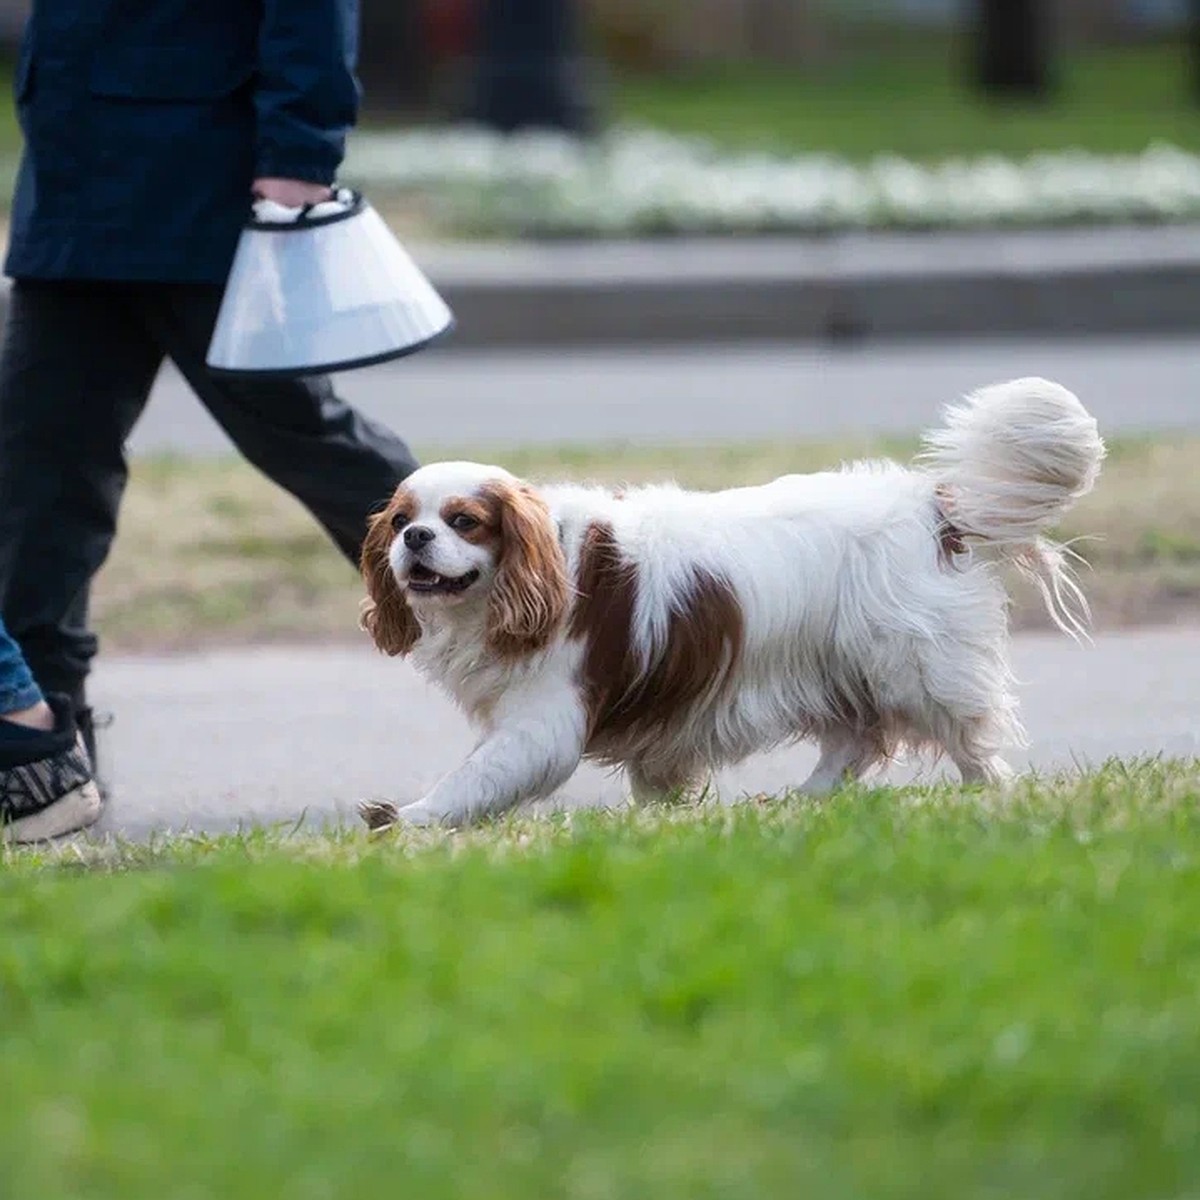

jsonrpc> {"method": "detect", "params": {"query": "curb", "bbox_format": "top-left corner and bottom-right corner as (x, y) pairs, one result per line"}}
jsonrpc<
(4, 224), (1200, 349)
(415, 225), (1200, 348)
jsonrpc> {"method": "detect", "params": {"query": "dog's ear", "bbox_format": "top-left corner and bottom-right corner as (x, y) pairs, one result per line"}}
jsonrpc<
(360, 502), (420, 657)
(483, 481), (570, 658)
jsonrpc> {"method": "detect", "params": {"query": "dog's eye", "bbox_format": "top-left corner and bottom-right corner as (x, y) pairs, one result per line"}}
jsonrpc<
(390, 511), (410, 533)
(447, 513), (479, 532)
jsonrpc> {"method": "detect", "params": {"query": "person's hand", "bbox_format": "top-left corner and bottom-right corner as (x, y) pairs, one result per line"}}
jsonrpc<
(251, 178), (333, 207)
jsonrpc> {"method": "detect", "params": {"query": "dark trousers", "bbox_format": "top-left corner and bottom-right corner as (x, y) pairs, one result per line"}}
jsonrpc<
(0, 280), (418, 706)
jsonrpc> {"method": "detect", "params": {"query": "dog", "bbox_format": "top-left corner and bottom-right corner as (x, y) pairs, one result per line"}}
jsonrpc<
(357, 377), (1104, 829)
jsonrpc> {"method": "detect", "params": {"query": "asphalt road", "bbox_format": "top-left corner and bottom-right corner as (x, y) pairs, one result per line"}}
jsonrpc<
(130, 335), (1200, 456)
(89, 627), (1199, 840)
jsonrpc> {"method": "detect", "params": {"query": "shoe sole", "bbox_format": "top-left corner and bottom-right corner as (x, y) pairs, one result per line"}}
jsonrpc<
(3, 781), (104, 844)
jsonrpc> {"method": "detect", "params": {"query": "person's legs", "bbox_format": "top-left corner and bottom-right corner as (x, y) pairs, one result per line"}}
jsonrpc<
(0, 613), (101, 841)
(137, 284), (418, 565)
(0, 281), (164, 706)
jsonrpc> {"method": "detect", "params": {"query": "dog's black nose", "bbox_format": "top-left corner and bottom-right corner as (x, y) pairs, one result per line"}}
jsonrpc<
(403, 525), (435, 550)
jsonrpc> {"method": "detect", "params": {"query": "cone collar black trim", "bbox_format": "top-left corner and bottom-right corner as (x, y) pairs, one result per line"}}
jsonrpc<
(248, 190), (366, 232)
(206, 317), (456, 379)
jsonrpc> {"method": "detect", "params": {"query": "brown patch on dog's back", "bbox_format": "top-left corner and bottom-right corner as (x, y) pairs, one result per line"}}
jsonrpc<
(570, 522), (744, 745)
(570, 523), (637, 719)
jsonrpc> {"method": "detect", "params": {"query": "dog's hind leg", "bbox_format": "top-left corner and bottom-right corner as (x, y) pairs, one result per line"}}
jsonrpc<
(924, 706), (1017, 787)
(905, 629), (1022, 789)
(798, 726), (883, 796)
(947, 725), (1015, 787)
(626, 758), (712, 807)
(954, 753), (1014, 786)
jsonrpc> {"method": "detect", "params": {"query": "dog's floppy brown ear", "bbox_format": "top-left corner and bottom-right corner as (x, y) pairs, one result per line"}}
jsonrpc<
(483, 481), (569, 658)
(360, 501), (420, 656)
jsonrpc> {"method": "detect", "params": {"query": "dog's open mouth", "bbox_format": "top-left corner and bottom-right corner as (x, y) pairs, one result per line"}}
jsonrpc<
(406, 563), (481, 595)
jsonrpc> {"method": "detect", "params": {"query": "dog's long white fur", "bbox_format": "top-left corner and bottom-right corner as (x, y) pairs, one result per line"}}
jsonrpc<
(373, 377), (1104, 828)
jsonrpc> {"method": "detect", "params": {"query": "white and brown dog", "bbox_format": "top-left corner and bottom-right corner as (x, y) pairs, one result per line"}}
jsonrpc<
(358, 378), (1104, 829)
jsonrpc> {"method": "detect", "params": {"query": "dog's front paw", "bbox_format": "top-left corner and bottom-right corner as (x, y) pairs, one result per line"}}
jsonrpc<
(358, 798), (400, 831)
(358, 797), (449, 833)
(391, 801), (443, 828)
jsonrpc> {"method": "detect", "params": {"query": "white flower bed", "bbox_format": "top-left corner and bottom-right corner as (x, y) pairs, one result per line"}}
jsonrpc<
(343, 126), (1200, 236)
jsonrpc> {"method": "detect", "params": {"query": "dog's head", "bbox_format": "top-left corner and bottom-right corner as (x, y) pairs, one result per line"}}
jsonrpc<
(360, 462), (570, 658)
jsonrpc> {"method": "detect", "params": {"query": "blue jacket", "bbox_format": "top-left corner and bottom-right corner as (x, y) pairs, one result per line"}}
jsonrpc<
(5, 0), (360, 283)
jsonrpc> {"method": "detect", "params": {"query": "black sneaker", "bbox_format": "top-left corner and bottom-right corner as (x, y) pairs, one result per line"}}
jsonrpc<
(0, 694), (103, 843)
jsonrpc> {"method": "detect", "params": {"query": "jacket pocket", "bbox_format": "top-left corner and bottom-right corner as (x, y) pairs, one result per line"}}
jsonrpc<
(90, 45), (253, 102)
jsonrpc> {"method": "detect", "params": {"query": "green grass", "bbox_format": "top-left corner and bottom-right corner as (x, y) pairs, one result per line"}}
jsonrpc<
(614, 43), (1200, 159)
(4, 760), (1200, 1198)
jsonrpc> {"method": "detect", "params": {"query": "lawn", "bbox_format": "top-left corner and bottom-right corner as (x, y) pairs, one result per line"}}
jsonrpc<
(92, 435), (1200, 650)
(614, 42), (1200, 160)
(3, 760), (1200, 1199)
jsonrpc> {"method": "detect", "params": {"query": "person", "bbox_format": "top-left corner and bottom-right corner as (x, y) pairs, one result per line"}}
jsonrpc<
(0, 614), (100, 842)
(0, 0), (420, 833)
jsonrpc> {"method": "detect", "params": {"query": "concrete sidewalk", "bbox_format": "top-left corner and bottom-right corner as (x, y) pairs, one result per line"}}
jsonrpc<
(88, 625), (1200, 841)
(4, 224), (1200, 348)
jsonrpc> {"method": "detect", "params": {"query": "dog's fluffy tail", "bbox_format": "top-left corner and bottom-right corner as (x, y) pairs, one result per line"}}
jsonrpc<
(921, 377), (1106, 638)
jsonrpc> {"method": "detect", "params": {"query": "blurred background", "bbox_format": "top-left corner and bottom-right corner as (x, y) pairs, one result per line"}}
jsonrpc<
(1, 0), (1198, 240)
